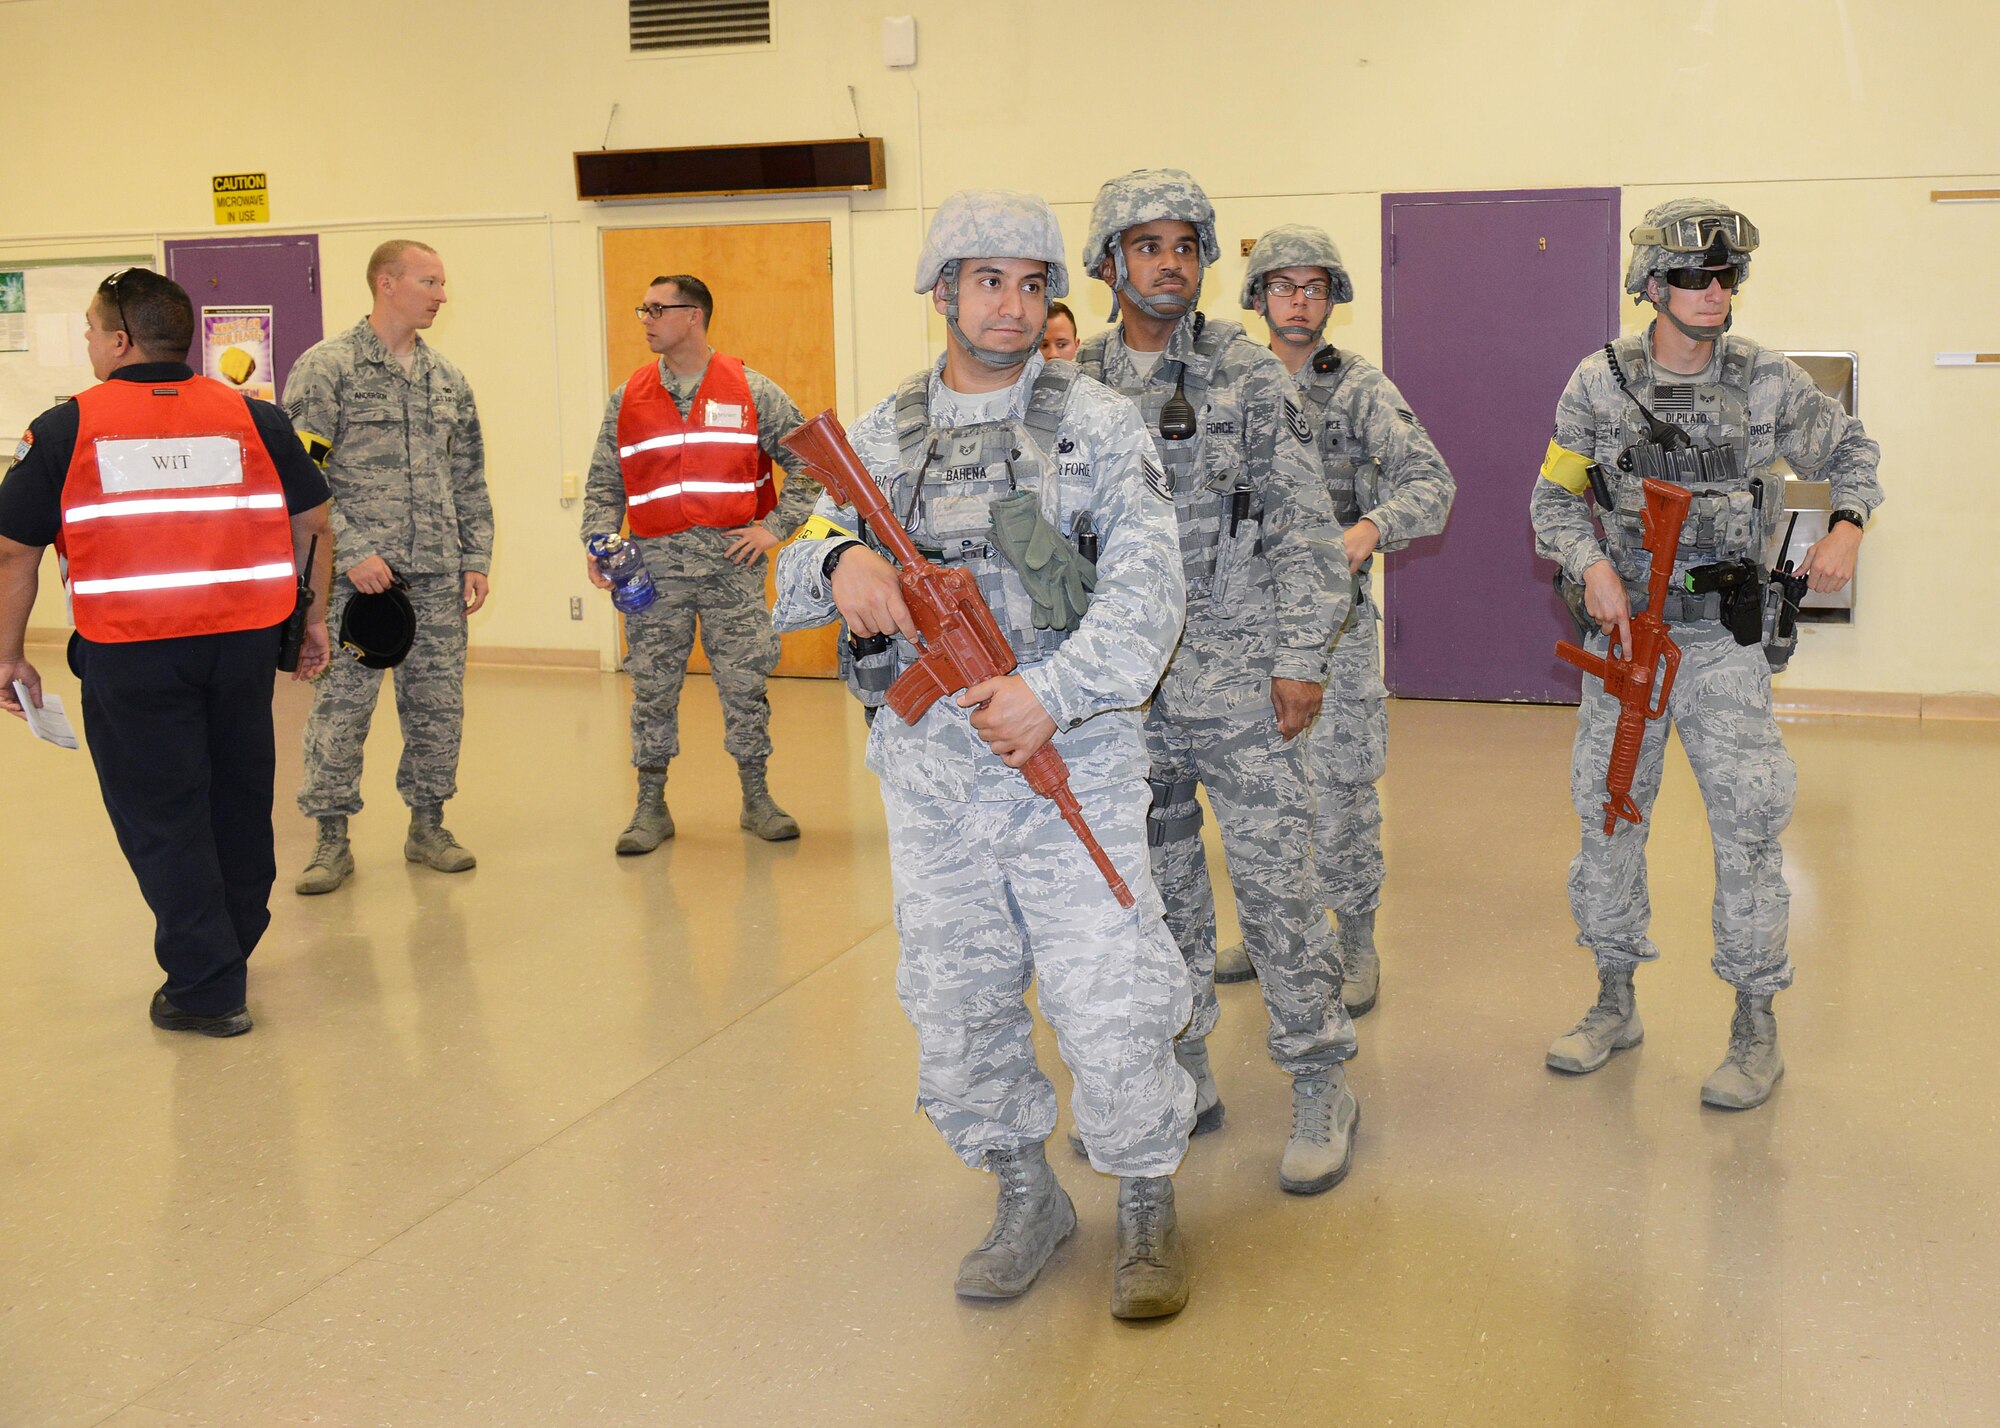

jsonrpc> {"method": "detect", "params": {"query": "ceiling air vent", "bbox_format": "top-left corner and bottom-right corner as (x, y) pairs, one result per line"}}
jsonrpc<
(631, 0), (772, 53)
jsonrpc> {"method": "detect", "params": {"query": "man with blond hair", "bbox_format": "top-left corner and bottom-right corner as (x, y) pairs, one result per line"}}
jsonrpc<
(286, 240), (494, 893)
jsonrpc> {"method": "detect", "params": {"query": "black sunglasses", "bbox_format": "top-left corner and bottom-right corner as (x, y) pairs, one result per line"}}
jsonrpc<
(1663, 266), (1742, 292)
(101, 267), (144, 339)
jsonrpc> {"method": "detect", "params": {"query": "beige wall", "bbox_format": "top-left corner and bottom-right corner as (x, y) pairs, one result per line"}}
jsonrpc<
(3, 0), (1995, 694)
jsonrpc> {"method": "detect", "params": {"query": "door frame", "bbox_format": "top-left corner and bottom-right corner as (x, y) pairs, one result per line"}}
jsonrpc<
(592, 203), (855, 677)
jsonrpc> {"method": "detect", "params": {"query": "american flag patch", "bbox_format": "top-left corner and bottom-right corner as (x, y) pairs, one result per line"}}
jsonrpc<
(1651, 385), (1697, 412)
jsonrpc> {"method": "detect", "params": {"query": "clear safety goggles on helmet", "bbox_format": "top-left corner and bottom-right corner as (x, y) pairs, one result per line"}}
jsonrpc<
(1630, 211), (1759, 254)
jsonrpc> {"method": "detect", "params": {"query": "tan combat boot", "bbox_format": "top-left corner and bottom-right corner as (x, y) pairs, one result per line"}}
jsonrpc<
(1546, 966), (1642, 1074)
(405, 804), (476, 873)
(954, 1143), (1077, 1300)
(1278, 1065), (1360, 1195)
(295, 816), (354, 895)
(1339, 909), (1380, 1017)
(1111, 1175), (1188, 1319)
(738, 760), (800, 841)
(615, 767), (673, 855)
(1700, 991), (1785, 1109)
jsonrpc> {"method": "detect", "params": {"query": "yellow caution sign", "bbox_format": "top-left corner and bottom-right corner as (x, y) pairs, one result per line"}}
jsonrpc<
(212, 173), (269, 226)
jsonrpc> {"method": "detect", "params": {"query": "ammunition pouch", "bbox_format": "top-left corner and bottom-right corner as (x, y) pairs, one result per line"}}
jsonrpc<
(1145, 777), (1203, 847)
(1625, 440), (1740, 489)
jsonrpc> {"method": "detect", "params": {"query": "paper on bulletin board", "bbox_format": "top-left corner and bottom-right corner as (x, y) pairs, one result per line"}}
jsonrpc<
(0, 257), (153, 458)
(200, 306), (275, 401)
(0, 271), (25, 354)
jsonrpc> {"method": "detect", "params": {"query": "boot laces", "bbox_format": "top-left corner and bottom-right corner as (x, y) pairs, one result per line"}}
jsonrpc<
(976, 1154), (1041, 1251)
(1571, 980), (1630, 1038)
(1728, 1001), (1771, 1066)
(310, 828), (346, 863)
(1124, 1193), (1163, 1263)
(1293, 1078), (1335, 1144)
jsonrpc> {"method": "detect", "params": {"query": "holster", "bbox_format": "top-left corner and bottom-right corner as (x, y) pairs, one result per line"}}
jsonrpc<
(1145, 777), (1203, 847)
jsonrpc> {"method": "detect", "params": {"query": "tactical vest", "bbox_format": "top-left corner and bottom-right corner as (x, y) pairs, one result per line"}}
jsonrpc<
(1602, 333), (1766, 610)
(858, 361), (1084, 691)
(1078, 318), (1244, 603)
(1296, 347), (1371, 527)
(59, 377), (297, 643)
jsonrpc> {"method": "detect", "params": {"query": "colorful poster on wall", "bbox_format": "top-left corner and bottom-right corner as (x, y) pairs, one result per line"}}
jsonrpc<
(200, 305), (275, 402)
(0, 271), (26, 354)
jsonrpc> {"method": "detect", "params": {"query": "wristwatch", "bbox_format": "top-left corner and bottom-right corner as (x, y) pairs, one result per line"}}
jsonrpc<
(1829, 508), (1866, 532)
(820, 539), (862, 582)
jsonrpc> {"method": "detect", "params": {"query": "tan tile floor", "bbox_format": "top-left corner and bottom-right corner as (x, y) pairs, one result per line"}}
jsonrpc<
(2, 663), (1994, 1426)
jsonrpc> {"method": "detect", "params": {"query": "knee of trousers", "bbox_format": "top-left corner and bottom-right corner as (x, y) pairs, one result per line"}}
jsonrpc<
(1726, 753), (1798, 843)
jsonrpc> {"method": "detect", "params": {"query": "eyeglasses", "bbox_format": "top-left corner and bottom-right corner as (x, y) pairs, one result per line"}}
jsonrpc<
(1663, 266), (1743, 291)
(1631, 212), (1759, 255)
(1262, 278), (1333, 301)
(635, 303), (700, 319)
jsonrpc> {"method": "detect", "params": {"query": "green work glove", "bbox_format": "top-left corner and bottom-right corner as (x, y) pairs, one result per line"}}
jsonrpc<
(988, 490), (1097, 632)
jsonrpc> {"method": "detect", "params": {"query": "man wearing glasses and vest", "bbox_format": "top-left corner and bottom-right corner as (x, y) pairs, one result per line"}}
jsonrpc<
(0, 269), (331, 1036)
(580, 274), (820, 850)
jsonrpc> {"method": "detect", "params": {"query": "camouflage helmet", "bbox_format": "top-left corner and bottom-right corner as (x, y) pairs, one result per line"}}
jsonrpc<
(1623, 196), (1757, 297)
(1079, 168), (1222, 277)
(1239, 224), (1354, 309)
(914, 188), (1069, 299)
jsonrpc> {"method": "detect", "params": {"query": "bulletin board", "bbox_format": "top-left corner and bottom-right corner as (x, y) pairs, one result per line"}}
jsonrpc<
(0, 255), (153, 458)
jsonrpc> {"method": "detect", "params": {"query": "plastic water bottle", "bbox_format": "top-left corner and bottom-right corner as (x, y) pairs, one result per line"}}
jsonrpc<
(587, 533), (657, 614)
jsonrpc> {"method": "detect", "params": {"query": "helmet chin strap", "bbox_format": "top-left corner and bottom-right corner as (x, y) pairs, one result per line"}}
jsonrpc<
(1259, 294), (1327, 347)
(1657, 302), (1731, 342)
(942, 267), (1040, 370)
(1111, 245), (1201, 322)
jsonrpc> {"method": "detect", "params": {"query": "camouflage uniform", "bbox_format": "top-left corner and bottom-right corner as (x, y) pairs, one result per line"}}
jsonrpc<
(284, 319), (491, 817)
(1531, 323), (1883, 992)
(580, 359), (817, 768)
(1077, 315), (1353, 1075)
(772, 352), (1196, 1177)
(1293, 350), (1454, 917)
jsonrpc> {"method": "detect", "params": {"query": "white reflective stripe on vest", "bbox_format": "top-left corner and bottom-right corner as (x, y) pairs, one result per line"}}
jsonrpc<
(618, 430), (760, 458)
(71, 562), (294, 595)
(63, 493), (288, 525)
(625, 477), (766, 507)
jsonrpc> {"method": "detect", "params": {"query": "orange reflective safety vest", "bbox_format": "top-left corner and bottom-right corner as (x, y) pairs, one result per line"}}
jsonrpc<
(57, 376), (297, 643)
(615, 354), (775, 537)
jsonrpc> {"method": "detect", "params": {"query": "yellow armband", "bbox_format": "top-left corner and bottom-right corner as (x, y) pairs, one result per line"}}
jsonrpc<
(1538, 440), (1594, 495)
(794, 513), (855, 543)
(297, 430), (332, 470)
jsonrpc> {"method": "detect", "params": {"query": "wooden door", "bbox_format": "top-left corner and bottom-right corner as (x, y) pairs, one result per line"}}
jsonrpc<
(601, 221), (838, 677)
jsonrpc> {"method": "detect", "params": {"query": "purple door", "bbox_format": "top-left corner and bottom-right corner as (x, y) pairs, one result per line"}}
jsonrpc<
(164, 236), (323, 403)
(1380, 189), (1621, 703)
